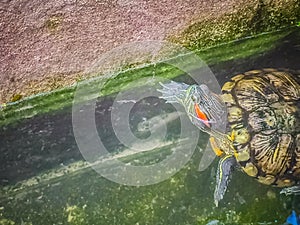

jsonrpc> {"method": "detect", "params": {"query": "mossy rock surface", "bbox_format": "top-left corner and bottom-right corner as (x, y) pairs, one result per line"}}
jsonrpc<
(170, 0), (300, 50)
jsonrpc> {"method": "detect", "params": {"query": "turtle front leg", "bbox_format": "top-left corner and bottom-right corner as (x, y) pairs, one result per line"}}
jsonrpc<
(157, 81), (189, 104)
(280, 185), (300, 195)
(214, 155), (237, 207)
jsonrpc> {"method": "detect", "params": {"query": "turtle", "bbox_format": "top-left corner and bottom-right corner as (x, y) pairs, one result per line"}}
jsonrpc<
(158, 68), (300, 206)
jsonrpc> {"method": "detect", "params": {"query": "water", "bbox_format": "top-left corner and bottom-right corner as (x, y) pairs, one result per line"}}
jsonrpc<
(0, 28), (300, 224)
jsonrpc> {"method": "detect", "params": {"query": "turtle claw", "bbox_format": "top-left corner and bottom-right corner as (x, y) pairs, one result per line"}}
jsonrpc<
(280, 185), (300, 195)
(157, 81), (189, 103)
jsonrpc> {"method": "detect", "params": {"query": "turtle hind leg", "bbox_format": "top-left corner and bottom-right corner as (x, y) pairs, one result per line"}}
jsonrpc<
(214, 155), (237, 207)
(280, 185), (300, 195)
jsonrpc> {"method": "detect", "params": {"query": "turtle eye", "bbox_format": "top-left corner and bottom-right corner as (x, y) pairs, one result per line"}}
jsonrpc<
(191, 95), (197, 102)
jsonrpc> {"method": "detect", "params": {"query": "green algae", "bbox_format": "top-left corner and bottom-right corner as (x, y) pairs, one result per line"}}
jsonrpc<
(196, 28), (291, 65)
(0, 219), (15, 225)
(0, 28), (294, 128)
(0, 141), (296, 225)
(44, 15), (63, 33)
(170, 0), (300, 50)
(10, 94), (22, 103)
(0, 129), (296, 224)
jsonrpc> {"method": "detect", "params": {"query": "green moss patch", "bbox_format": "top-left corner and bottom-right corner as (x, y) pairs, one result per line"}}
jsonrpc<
(44, 15), (63, 33)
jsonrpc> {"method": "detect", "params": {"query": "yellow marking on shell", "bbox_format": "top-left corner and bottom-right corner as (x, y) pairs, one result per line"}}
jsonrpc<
(221, 81), (235, 92)
(275, 178), (295, 187)
(265, 71), (300, 101)
(234, 151), (238, 158)
(284, 179), (293, 184)
(235, 149), (250, 162)
(231, 128), (250, 145)
(272, 145), (280, 163)
(257, 175), (275, 185)
(230, 131), (235, 141)
(244, 70), (262, 75)
(283, 104), (297, 114)
(230, 122), (244, 130)
(251, 84), (265, 97)
(243, 163), (258, 177)
(221, 93), (235, 104)
(231, 74), (245, 82)
(273, 71), (299, 90)
(262, 68), (277, 72)
(209, 137), (224, 157)
(228, 106), (243, 123)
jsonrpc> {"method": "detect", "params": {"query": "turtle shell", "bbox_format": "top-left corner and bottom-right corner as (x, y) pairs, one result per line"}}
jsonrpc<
(221, 68), (300, 187)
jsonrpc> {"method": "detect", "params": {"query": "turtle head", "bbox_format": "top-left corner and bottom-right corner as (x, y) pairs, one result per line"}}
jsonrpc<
(184, 84), (226, 134)
(158, 81), (226, 133)
(159, 81), (230, 156)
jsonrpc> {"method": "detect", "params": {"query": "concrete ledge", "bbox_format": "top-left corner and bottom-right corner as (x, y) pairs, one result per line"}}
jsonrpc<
(0, 0), (299, 103)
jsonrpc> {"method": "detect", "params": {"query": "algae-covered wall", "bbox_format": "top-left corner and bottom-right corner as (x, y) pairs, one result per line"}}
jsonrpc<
(0, 0), (299, 103)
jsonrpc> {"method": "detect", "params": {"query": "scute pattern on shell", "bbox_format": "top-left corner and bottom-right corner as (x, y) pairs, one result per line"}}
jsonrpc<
(222, 69), (300, 186)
